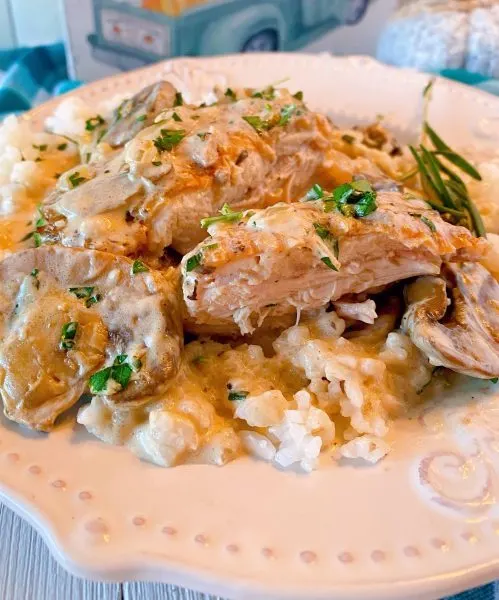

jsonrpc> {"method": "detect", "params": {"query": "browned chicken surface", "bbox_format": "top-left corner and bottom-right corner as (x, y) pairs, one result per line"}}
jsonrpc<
(38, 85), (333, 258)
(0, 246), (182, 430)
(402, 262), (499, 378)
(181, 190), (487, 335)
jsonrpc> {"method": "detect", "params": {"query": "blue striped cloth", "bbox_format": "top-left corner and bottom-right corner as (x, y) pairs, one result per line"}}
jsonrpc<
(0, 42), (498, 600)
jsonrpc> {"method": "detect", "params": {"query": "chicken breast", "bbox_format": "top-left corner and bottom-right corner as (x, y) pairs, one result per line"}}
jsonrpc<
(402, 262), (499, 378)
(38, 87), (333, 257)
(181, 189), (487, 335)
(0, 246), (182, 430)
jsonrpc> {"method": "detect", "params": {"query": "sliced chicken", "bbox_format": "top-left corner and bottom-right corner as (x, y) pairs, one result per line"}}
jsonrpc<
(0, 246), (182, 430)
(181, 189), (487, 335)
(402, 262), (499, 378)
(38, 87), (333, 257)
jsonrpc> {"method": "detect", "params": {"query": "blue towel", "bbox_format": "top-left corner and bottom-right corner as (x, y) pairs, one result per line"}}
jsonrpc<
(0, 42), (498, 600)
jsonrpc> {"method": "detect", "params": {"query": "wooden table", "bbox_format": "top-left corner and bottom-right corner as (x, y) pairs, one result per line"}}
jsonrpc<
(0, 503), (221, 600)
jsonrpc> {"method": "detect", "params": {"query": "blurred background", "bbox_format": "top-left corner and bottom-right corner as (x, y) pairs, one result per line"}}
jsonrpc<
(1, 1), (499, 97)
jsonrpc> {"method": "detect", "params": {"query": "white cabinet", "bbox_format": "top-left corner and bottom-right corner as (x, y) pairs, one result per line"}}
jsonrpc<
(0, 0), (63, 48)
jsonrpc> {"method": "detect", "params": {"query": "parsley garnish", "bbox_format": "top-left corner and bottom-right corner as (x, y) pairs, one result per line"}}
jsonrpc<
(85, 115), (105, 132)
(420, 215), (436, 232)
(152, 160), (162, 166)
(491, 378), (498, 384)
(131, 260), (149, 274)
(153, 129), (185, 153)
(60, 321), (78, 351)
(200, 203), (243, 228)
(242, 115), (270, 133)
(30, 268), (40, 289)
(252, 86), (275, 100)
(69, 286), (94, 299)
(278, 104), (296, 126)
(85, 294), (102, 308)
(225, 88), (236, 101)
(228, 390), (249, 401)
(321, 257), (338, 271)
(293, 91), (303, 101)
(185, 252), (202, 273)
(68, 171), (87, 188)
(342, 134), (355, 144)
(174, 92), (184, 107)
(33, 232), (43, 247)
(89, 355), (134, 394)
(57, 143), (68, 151)
(326, 180), (377, 218)
(32, 144), (47, 152)
(306, 183), (324, 201)
(135, 114), (147, 122)
(172, 112), (182, 122)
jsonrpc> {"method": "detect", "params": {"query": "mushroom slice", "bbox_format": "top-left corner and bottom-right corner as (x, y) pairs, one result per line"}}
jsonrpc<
(402, 262), (499, 378)
(0, 246), (182, 430)
(102, 81), (178, 148)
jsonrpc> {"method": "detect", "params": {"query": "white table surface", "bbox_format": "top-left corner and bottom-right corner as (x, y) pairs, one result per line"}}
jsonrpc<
(0, 503), (222, 600)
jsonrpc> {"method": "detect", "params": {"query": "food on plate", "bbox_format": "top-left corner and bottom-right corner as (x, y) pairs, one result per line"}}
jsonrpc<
(0, 246), (182, 430)
(0, 75), (498, 471)
(38, 83), (333, 257)
(182, 188), (485, 335)
(402, 262), (499, 378)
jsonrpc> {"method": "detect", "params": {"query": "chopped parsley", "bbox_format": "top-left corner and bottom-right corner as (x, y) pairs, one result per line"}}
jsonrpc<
(85, 293), (102, 308)
(89, 355), (134, 394)
(325, 179), (377, 218)
(69, 286), (94, 299)
(172, 111), (182, 122)
(200, 203), (243, 228)
(242, 115), (270, 133)
(135, 114), (147, 122)
(60, 321), (78, 351)
(153, 128), (185, 153)
(252, 86), (275, 100)
(491, 378), (498, 384)
(85, 115), (105, 132)
(174, 92), (184, 107)
(320, 257), (338, 271)
(342, 134), (355, 144)
(225, 88), (237, 101)
(228, 390), (249, 401)
(57, 143), (68, 151)
(33, 232), (43, 248)
(152, 160), (162, 166)
(32, 144), (47, 152)
(30, 268), (40, 289)
(68, 171), (87, 188)
(420, 215), (436, 232)
(278, 104), (297, 126)
(131, 260), (149, 275)
(306, 184), (324, 201)
(293, 91), (303, 101)
(35, 205), (46, 229)
(185, 252), (202, 273)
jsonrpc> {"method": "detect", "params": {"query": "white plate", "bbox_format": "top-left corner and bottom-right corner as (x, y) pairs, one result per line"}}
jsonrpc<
(7, 53), (499, 600)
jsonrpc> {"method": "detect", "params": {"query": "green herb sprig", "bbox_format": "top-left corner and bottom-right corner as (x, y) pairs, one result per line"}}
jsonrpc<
(153, 129), (185, 153)
(200, 203), (243, 229)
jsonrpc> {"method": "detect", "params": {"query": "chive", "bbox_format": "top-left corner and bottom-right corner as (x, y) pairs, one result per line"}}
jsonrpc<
(68, 171), (86, 188)
(172, 112), (182, 122)
(186, 253), (202, 272)
(96, 128), (108, 143)
(57, 143), (68, 151)
(33, 232), (42, 247)
(200, 203), (243, 228)
(423, 78), (435, 99)
(420, 216), (436, 232)
(306, 183), (324, 201)
(136, 114), (147, 122)
(225, 88), (237, 101)
(60, 321), (78, 351)
(228, 390), (249, 401)
(20, 231), (34, 242)
(419, 146), (456, 209)
(153, 129), (185, 152)
(320, 257), (338, 271)
(342, 134), (355, 144)
(174, 92), (184, 107)
(293, 91), (303, 101)
(131, 259), (149, 274)
(85, 115), (105, 132)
